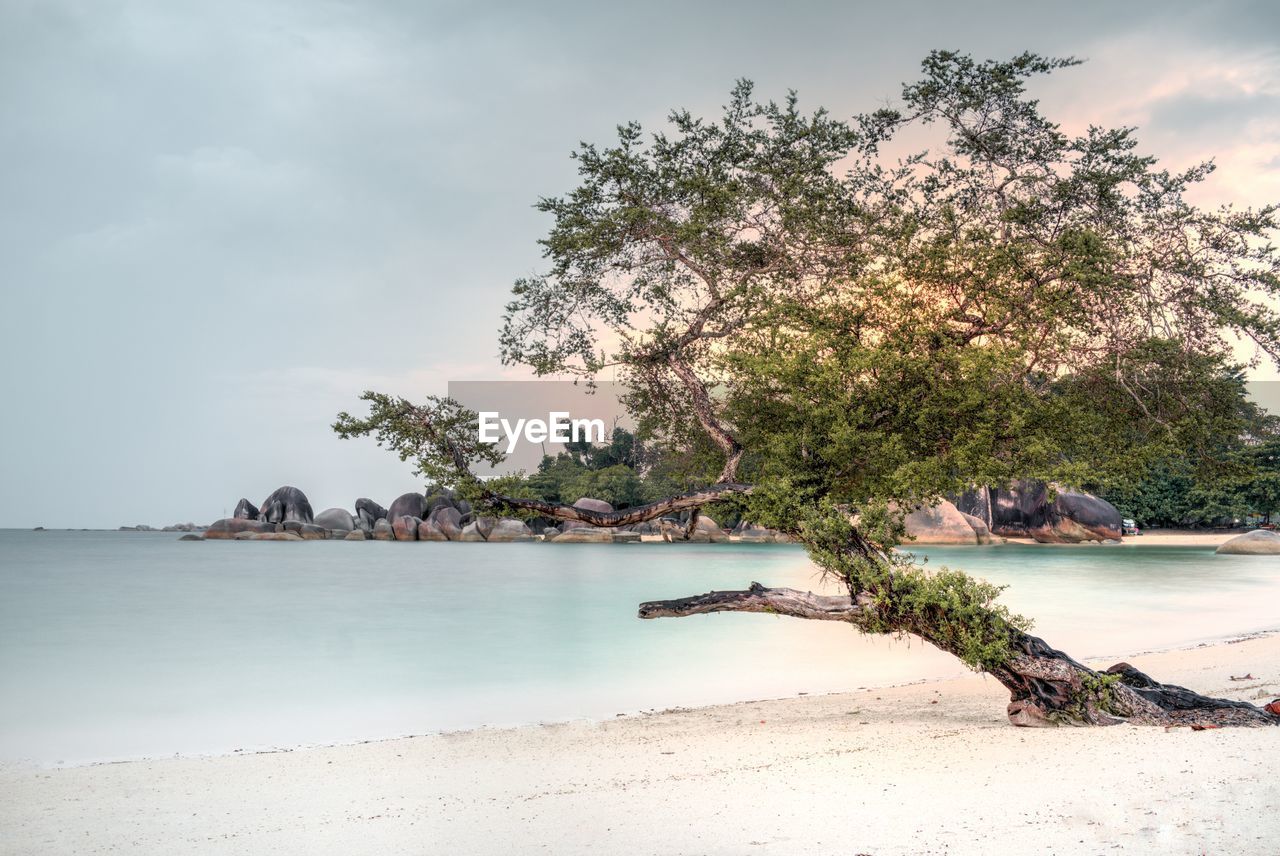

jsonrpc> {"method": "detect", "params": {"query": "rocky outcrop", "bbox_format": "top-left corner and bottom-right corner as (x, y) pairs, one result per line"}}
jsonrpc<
(388, 492), (429, 523)
(204, 518), (274, 539)
(344, 530), (367, 541)
(233, 499), (260, 520)
(457, 522), (487, 542)
(282, 521), (328, 540)
(393, 516), (422, 541)
(662, 515), (728, 542)
(429, 506), (463, 540)
(259, 486), (314, 525)
(549, 527), (614, 543)
(355, 498), (389, 533)
(486, 518), (535, 542)
(417, 519), (449, 541)
(954, 482), (1121, 543)
(314, 508), (356, 532)
(901, 500), (986, 545)
(1216, 530), (1280, 555)
(372, 519), (395, 541)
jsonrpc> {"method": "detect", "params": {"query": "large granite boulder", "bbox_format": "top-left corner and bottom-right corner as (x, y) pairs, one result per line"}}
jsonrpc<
(282, 521), (329, 540)
(258, 486), (314, 525)
(429, 506), (464, 540)
(388, 492), (428, 523)
(417, 519), (449, 541)
(355, 498), (389, 533)
(562, 497), (614, 530)
(344, 530), (367, 541)
(393, 516), (422, 541)
(372, 519), (395, 541)
(957, 511), (993, 545)
(457, 522), (487, 542)
(551, 528), (614, 543)
(314, 507), (356, 532)
(954, 482), (1121, 543)
(901, 500), (984, 545)
(233, 499), (260, 520)
(736, 523), (776, 543)
(662, 515), (727, 542)
(204, 518), (274, 539)
(1216, 530), (1280, 555)
(486, 518), (535, 542)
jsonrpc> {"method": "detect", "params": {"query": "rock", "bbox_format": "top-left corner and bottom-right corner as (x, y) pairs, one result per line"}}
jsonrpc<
(178, 534), (202, 541)
(233, 531), (257, 540)
(258, 486), (314, 525)
(659, 519), (687, 542)
(417, 519), (449, 541)
(1216, 530), (1280, 555)
(203, 518), (274, 539)
(736, 523), (776, 543)
(611, 530), (642, 543)
(429, 506), (464, 540)
(563, 497), (614, 530)
(486, 518), (535, 542)
(388, 492), (429, 523)
(551, 528), (614, 543)
(1265, 700), (1280, 716)
(314, 507), (356, 531)
(393, 516), (422, 541)
(355, 498), (389, 533)
(472, 516), (496, 539)
(458, 522), (487, 542)
(953, 482), (1121, 543)
(372, 519), (395, 541)
(902, 500), (983, 545)
(233, 498), (260, 520)
(957, 511), (993, 544)
(249, 531), (303, 541)
(344, 530), (367, 541)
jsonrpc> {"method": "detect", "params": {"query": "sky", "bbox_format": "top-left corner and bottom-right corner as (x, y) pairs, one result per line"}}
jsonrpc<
(1, 0), (1278, 528)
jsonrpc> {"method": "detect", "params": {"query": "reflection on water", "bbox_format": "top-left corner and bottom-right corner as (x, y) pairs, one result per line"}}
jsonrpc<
(0, 530), (1276, 763)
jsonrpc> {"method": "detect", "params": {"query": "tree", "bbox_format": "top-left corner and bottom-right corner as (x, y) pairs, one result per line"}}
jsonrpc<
(337, 52), (1279, 727)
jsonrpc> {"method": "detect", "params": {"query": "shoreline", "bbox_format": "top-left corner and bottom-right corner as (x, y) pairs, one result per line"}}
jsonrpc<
(2, 633), (1276, 855)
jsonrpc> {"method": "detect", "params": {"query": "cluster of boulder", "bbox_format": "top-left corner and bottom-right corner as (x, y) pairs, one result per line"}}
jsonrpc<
(192, 480), (1133, 547)
(195, 486), (798, 544)
(897, 481), (1124, 545)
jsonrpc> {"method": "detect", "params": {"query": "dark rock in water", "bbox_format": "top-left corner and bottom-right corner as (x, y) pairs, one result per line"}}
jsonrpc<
(388, 492), (428, 523)
(954, 481), (1120, 543)
(32, 526), (45, 531)
(563, 497), (614, 530)
(429, 506), (463, 540)
(258, 486), (314, 525)
(314, 507), (356, 532)
(355, 498), (388, 533)
(204, 518), (274, 539)
(178, 533), (202, 541)
(233, 499), (260, 520)
(392, 515), (421, 541)
(372, 519), (395, 541)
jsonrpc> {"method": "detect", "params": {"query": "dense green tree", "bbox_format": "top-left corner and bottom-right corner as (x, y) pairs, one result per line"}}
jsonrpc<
(338, 52), (1280, 727)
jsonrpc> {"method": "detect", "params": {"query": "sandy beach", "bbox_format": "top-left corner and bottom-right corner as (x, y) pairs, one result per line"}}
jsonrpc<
(1, 634), (1275, 856)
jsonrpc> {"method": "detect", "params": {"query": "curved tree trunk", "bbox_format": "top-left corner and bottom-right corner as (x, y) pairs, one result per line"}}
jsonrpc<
(639, 583), (1279, 728)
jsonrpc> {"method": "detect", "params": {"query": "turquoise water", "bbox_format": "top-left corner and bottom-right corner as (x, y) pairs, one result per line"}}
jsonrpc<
(0, 530), (1277, 764)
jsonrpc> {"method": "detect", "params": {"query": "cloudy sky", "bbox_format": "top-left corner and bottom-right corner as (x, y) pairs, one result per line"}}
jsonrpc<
(2, 0), (1278, 528)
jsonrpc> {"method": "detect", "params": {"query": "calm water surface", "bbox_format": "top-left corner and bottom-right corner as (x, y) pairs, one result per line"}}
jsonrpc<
(1, 530), (1277, 764)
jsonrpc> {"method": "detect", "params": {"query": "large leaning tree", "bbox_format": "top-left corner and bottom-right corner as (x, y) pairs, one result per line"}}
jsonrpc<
(337, 52), (1280, 727)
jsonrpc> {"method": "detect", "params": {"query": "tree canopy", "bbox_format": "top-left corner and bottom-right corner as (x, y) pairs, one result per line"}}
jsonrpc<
(338, 51), (1280, 728)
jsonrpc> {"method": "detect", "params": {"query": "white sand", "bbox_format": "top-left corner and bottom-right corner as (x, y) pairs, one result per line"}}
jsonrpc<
(2, 635), (1276, 856)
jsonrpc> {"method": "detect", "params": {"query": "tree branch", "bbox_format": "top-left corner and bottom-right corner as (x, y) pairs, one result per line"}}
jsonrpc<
(638, 582), (864, 622)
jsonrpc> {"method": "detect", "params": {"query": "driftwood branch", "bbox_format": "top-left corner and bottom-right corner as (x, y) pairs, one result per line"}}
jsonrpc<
(484, 483), (754, 527)
(639, 582), (863, 622)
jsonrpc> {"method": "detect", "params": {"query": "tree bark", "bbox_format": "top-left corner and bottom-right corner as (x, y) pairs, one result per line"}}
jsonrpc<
(639, 583), (1279, 728)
